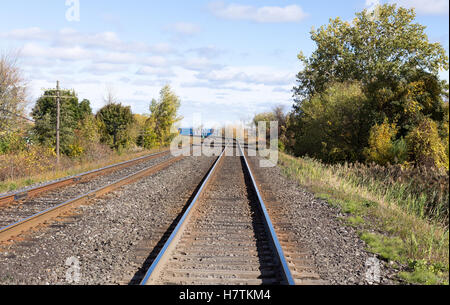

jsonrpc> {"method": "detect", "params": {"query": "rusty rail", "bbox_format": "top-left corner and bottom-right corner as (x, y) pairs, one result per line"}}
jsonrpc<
(0, 150), (171, 207)
(0, 155), (183, 243)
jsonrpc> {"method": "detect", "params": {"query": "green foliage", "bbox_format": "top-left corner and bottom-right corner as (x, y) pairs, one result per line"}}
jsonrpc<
(294, 4), (448, 99)
(364, 119), (408, 165)
(290, 4), (449, 169)
(142, 85), (181, 148)
(405, 118), (448, 169)
(141, 118), (158, 149)
(0, 129), (28, 155)
(291, 81), (371, 163)
(360, 232), (406, 262)
(399, 259), (449, 285)
(96, 103), (135, 150)
(440, 103), (449, 162)
(253, 112), (275, 128)
(32, 90), (92, 155)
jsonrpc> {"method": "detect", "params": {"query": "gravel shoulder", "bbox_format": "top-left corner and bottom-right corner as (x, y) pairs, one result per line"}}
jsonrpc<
(0, 155), (216, 285)
(247, 154), (397, 285)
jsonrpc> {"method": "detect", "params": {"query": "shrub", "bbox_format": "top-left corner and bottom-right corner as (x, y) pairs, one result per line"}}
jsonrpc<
(364, 119), (399, 165)
(406, 118), (448, 170)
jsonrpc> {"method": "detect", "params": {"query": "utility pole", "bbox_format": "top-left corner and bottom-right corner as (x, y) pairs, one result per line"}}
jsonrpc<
(41, 81), (73, 166)
(56, 81), (61, 165)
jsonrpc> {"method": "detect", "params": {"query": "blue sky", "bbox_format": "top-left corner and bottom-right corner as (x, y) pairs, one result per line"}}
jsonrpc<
(0, 0), (448, 127)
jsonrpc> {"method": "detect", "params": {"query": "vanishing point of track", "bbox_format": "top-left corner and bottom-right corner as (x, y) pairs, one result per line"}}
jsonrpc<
(139, 140), (296, 285)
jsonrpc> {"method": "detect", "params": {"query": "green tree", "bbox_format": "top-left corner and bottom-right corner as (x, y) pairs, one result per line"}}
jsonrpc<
(142, 85), (182, 148)
(294, 4), (448, 100)
(96, 103), (135, 150)
(253, 106), (289, 151)
(32, 90), (86, 155)
(291, 82), (371, 163)
(291, 4), (449, 166)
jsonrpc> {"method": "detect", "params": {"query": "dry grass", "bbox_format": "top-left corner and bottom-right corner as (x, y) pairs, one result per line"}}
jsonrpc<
(0, 145), (166, 194)
(278, 152), (449, 285)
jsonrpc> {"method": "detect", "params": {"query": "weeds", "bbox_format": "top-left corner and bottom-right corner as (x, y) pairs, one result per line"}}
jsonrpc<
(278, 152), (449, 285)
(0, 145), (165, 193)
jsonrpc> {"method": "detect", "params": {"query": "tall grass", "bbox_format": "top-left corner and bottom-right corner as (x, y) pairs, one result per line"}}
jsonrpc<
(0, 144), (164, 193)
(335, 162), (448, 224)
(278, 152), (449, 284)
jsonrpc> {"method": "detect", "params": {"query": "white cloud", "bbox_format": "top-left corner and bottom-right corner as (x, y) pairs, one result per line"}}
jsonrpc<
(209, 1), (308, 23)
(197, 66), (295, 86)
(142, 56), (168, 67)
(136, 66), (175, 77)
(166, 22), (201, 35)
(366, 0), (381, 12)
(2, 26), (297, 124)
(0, 27), (175, 54)
(371, 0), (450, 15)
(21, 42), (94, 61)
(187, 46), (226, 59)
(81, 63), (129, 75)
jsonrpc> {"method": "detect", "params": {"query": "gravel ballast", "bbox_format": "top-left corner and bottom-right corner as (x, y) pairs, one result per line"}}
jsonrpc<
(0, 155), (216, 285)
(247, 154), (397, 285)
(0, 148), (397, 285)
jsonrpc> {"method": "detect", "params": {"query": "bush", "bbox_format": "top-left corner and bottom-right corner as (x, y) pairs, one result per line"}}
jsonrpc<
(364, 119), (408, 165)
(0, 145), (56, 181)
(290, 81), (371, 163)
(0, 130), (28, 155)
(406, 118), (448, 170)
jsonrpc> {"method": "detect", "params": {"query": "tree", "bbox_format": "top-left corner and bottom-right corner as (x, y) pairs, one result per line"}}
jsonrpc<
(32, 90), (87, 155)
(364, 119), (408, 166)
(0, 51), (29, 154)
(294, 4), (448, 99)
(142, 85), (182, 148)
(0, 51), (27, 131)
(252, 106), (289, 151)
(290, 4), (449, 166)
(96, 103), (135, 150)
(291, 81), (371, 163)
(293, 4), (448, 131)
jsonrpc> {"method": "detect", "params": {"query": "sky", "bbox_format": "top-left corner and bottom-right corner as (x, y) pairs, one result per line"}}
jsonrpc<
(0, 0), (448, 128)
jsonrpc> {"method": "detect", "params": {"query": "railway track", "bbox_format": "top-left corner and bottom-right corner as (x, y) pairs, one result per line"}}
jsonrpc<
(139, 141), (296, 285)
(0, 149), (189, 243)
(0, 150), (171, 207)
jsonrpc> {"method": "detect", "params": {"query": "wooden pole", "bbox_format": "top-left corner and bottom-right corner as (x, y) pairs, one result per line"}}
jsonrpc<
(56, 81), (60, 165)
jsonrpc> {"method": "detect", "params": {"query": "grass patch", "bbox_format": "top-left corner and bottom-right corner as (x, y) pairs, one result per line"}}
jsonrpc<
(360, 232), (406, 262)
(399, 260), (449, 285)
(277, 152), (449, 285)
(346, 216), (365, 227)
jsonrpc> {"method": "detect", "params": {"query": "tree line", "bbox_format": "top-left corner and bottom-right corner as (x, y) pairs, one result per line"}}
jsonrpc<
(255, 4), (449, 170)
(0, 60), (182, 159)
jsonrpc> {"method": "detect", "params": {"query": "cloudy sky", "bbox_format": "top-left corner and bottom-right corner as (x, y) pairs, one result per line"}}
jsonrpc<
(0, 0), (448, 127)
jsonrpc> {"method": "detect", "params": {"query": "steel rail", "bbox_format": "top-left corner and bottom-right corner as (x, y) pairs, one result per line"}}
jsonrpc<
(0, 150), (171, 207)
(237, 141), (296, 285)
(140, 147), (227, 285)
(0, 155), (184, 243)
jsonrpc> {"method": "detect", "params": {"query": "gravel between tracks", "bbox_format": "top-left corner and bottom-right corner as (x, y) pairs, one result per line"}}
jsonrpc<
(0, 147), (398, 285)
(0, 155), (216, 285)
(247, 154), (398, 285)
(0, 153), (173, 228)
